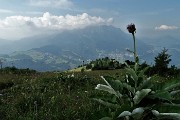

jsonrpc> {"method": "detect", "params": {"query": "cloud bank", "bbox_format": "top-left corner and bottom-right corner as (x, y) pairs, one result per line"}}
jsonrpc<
(155, 25), (178, 30)
(0, 12), (113, 40)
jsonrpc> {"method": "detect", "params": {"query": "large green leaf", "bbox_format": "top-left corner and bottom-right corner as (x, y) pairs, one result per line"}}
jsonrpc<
(117, 107), (145, 119)
(122, 83), (135, 95)
(95, 84), (122, 98)
(125, 67), (138, 83)
(138, 77), (153, 90)
(101, 76), (112, 87)
(152, 110), (180, 120)
(164, 83), (180, 91)
(134, 63), (139, 72)
(125, 74), (135, 88)
(170, 90), (180, 96)
(131, 107), (145, 119)
(107, 79), (123, 91)
(133, 89), (151, 105)
(93, 98), (120, 109)
(149, 91), (172, 102)
(131, 107), (144, 115)
(100, 76), (123, 98)
(157, 103), (180, 113)
(99, 117), (113, 120)
(117, 111), (131, 118)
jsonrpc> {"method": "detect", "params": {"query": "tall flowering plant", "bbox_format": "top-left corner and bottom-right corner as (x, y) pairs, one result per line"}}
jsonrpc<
(127, 23), (137, 64)
(94, 24), (180, 120)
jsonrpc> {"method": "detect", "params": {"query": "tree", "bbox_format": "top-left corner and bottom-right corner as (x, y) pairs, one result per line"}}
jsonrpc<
(154, 48), (171, 75)
(89, 57), (121, 70)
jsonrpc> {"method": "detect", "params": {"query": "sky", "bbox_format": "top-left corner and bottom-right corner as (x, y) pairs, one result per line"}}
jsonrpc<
(0, 0), (180, 40)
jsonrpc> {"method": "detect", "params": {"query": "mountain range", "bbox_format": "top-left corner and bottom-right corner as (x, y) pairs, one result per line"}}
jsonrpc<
(0, 25), (179, 71)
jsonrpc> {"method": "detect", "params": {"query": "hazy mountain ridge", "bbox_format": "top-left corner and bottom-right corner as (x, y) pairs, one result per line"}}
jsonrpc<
(0, 25), (179, 71)
(0, 45), (82, 71)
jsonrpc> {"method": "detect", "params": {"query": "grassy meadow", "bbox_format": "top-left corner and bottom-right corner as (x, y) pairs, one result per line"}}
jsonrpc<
(0, 69), (125, 120)
(0, 68), (179, 120)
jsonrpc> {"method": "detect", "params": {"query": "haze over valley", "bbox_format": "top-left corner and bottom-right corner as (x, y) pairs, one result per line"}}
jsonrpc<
(0, 0), (179, 71)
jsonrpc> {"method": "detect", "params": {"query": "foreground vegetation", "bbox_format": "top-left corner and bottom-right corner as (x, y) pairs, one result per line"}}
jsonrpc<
(0, 67), (179, 120)
(0, 68), (126, 120)
(93, 23), (180, 120)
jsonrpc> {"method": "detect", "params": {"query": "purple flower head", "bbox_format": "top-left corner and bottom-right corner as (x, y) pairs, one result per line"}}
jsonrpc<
(127, 23), (136, 34)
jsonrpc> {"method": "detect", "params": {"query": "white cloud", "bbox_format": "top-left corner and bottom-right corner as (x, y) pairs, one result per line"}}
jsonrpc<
(0, 12), (113, 40)
(155, 25), (178, 30)
(30, 0), (73, 9)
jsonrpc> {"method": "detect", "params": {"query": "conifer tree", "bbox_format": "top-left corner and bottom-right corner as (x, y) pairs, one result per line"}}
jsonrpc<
(154, 48), (171, 75)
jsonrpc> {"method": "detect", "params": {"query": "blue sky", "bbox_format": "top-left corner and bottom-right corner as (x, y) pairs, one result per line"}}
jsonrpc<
(0, 0), (179, 40)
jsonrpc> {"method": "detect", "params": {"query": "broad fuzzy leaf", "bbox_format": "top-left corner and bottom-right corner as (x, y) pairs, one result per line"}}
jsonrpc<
(164, 83), (180, 91)
(125, 67), (138, 83)
(100, 76), (123, 98)
(131, 107), (145, 119)
(149, 91), (172, 101)
(157, 103), (180, 113)
(99, 117), (113, 120)
(95, 84), (121, 98)
(152, 110), (180, 120)
(138, 77), (153, 90)
(122, 83), (135, 95)
(131, 107), (144, 115)
(101, 76), (112, 87)
(118, 111), (131, 118)
(117, 107), (145, 119)
(170, 90), (180, 96)
(133, 89), (151, 105)
(93, 98), (120, 109)
(106, 79), (123, 91)
(134, 63), (139, 72)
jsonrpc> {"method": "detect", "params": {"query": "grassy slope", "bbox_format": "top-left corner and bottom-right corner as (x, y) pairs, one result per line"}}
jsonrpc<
(0, 69), (126, 120)
(0, 69), (179, 120)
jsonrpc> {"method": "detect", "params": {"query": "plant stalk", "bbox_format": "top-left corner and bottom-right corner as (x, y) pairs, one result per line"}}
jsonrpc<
(132, 33), (137, 64)
(132, 33), (138, 89)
